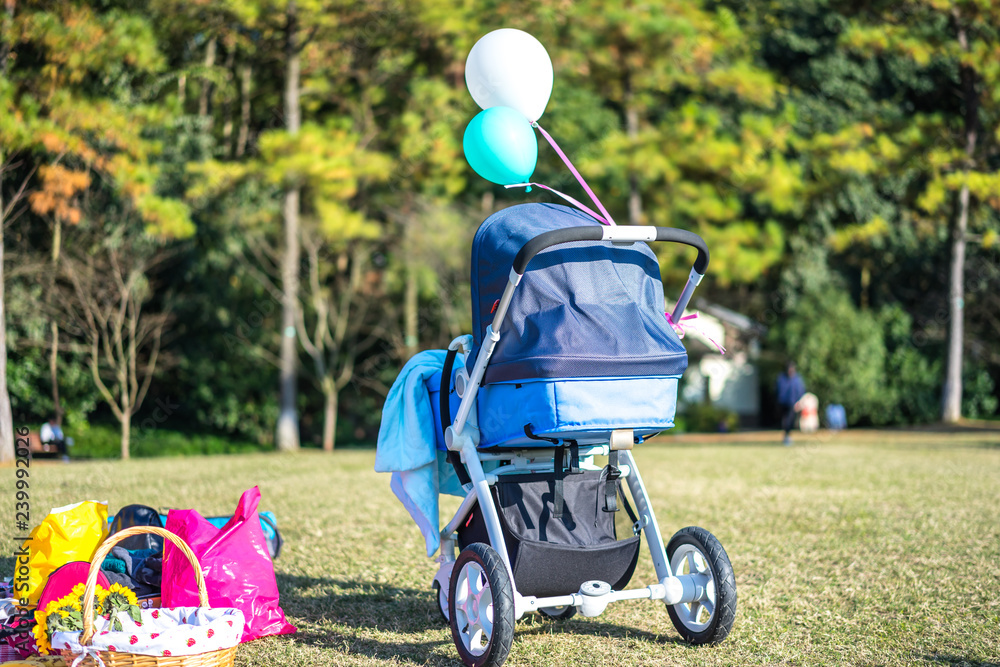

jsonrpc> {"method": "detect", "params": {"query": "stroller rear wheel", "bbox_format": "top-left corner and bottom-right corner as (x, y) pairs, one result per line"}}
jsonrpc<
(432, 579), (449, 623)
(539, 605), (576, 620)
(665, 526), (737, 645)
(449, 542), (515, 667)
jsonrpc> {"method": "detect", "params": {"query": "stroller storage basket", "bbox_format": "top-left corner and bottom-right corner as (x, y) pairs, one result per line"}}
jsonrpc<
(458, 470), (640, 598)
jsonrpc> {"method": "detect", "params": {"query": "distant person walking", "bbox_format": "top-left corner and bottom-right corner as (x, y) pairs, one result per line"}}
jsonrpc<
(776, 362), (805, 445)
(40, 417), (68, 459)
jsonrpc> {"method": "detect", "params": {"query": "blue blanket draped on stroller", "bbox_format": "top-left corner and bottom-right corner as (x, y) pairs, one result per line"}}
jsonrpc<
(374, 350), (463, 556)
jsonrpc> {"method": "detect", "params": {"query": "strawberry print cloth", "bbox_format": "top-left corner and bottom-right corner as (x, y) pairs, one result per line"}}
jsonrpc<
(52, 607), (245, 658)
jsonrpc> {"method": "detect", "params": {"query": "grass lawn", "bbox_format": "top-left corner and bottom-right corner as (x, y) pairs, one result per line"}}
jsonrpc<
(3, 428), (999, 666)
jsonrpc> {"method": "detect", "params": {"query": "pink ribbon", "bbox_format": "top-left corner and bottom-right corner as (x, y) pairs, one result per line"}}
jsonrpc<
(666, 312), (726, 355)
(505, 182), (611, 225)
(533, 122), (616, 226)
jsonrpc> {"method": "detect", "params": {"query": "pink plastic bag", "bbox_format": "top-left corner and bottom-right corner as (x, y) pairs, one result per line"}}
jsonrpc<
(161, 486), (296, 642)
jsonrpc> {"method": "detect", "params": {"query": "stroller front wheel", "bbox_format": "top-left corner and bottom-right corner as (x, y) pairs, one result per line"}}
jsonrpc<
(665, 526), (737, 645)
(449, 542), (515, 667)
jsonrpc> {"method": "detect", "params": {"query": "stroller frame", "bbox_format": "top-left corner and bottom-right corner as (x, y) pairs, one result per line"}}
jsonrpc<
(434, 225), (736, 666)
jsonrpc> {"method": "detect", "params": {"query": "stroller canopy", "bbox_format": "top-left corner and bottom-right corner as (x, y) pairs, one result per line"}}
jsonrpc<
(470, 203), (688, 384)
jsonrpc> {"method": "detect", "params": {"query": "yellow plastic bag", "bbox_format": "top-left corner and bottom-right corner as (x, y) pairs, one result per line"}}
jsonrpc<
(21, 500), (108, 608)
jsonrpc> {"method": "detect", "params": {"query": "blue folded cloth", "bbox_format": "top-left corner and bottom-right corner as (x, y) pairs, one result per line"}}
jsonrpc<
(100, 546), (160, 597)
(375, 350), (463, 557)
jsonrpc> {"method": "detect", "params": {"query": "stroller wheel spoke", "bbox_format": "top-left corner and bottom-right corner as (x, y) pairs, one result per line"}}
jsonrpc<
(687, 602), (702, 625)
(686, 551), (699, 575)
(475, 590), (494, 624)
(476, 616), (493, 644)
(469, 568), (486, 596)
(471, 620), (491, 651)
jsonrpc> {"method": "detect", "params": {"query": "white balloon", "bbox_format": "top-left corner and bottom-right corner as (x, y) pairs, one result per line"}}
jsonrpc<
(465, 29), (553, 122)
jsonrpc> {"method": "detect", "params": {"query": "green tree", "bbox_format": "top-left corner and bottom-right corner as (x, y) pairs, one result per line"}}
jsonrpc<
(840, 0), (1000, 422)
(188, 122), (390, 450)
(528, 2), (797, 287)
(1, 0), (193, 458)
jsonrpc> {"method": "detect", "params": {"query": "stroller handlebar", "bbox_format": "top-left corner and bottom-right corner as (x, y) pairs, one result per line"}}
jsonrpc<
(511, 225), (710, 276)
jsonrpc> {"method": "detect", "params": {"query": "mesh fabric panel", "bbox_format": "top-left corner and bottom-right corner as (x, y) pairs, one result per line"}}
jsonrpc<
(469, 203), (687, 383)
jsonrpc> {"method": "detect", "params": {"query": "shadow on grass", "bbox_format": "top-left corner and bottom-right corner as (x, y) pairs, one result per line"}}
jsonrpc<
(292, 626), (454, 666)
(277, 574), (687, 664)
(516, 615), (685, 645)
(276, 574), (444, 634)
(920, 654), (1000, 667)
(967, 441), (1000, 450)
(901, 421), (1000, 434)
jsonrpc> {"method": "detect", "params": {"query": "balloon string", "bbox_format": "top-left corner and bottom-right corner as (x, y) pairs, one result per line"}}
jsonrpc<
(505, 182), (611, 225)
(532, 122), (616, 226)
(666, 312), (726, 355)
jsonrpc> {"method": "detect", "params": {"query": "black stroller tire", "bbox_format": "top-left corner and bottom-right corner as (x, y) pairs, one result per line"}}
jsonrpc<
(665, 526), (737, 645)
(432, 579), (449, 623)
(449, 543), (515, 667)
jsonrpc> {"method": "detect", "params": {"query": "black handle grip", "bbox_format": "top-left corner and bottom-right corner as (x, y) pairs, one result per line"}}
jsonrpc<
(511, 226), (709, 275)
(654, 228), (710, 274)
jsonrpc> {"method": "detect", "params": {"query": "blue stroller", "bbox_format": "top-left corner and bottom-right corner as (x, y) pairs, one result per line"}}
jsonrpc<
(415, 203), (736, 666)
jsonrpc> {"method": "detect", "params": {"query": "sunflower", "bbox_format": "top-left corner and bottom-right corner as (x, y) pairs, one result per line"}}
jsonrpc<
(97, 583), (139, 607)
(32, 609), (51, 655)
(33, 582), (141, 653)
(101, 583), (142, 631)
(34, 591), (81, 655)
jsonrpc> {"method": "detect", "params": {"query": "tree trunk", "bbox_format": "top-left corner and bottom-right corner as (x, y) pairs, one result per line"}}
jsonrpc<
(0, 0), (13, 76)
(404, 270), (417, 357)
(221, 47), (235, 153)
(860, 264), (870, 311)
(626, 103), (642, 226)
(50, 321), (61, 421)
(942, 182), (970, 423)
(198, 36), (217, 120)
(0, 147), (14, 464)
(622, 66), (642, 225)
(276, 1), (301, 451)
(403, 210), (418, 358)
(50, 217), (62, 423)
(120, 404), (131, 460)
(236, 63), (252, 158)
(942, 24), (977, 424)
(322, 385), (337, 452)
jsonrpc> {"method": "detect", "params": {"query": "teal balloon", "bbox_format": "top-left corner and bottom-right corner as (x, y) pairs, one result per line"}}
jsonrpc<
(463, 107), (537, 185)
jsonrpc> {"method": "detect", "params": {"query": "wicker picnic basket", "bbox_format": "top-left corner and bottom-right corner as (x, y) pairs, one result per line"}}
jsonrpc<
(65, 526), (238, 667)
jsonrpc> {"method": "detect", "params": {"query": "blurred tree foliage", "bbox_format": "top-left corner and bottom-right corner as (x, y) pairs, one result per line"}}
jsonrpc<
(2, 0), (998, 458)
